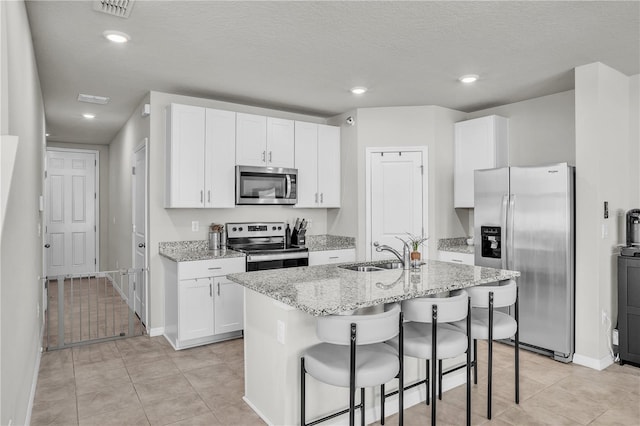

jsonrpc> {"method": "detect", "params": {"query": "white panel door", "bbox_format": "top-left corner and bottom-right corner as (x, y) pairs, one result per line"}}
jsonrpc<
(46, 150), (97, 276)
(213, 277), (244, 334)
(179, 278), (214, 341)
(294, 121), (318, 207)
(317, 124), (341, 207)
(266, 117), (294, 168)
(370, 151), (423, 260)
(133, 143), (147, 324)
(236, 113), (267, 166)
(205, 108), (236, 208)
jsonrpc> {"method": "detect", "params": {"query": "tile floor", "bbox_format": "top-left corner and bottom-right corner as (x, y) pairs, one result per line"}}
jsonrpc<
(31, 336), (640, 425)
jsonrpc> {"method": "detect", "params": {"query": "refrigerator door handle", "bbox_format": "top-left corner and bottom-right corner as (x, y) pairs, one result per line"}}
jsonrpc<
(508, 194), (516, 270)
(501, 194), (509, 269)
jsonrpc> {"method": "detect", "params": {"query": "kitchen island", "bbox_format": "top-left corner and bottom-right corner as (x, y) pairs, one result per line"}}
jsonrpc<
(227, 259), (519, 425)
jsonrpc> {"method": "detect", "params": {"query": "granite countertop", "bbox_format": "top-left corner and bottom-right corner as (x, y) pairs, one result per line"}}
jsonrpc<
(438, 237), (475, 255)
(305, 235), (356, 251)
(227, 260), (519, 316)
(159, 240), (245, 262)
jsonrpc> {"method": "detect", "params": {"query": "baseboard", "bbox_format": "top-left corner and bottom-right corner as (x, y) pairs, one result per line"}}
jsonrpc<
(25, 324), (45, 425)
(573, 352), (614, 371)
(243, 396), (275, 426)
(149, 327), (164, 337)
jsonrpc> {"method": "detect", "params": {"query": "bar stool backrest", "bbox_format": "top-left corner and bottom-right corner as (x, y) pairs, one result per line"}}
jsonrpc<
(467, 279), (517, 308)
(401, 290), (469, 323)
(316, 303), (401, 345)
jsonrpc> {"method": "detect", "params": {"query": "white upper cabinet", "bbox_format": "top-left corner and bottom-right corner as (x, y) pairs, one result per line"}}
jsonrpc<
(267, 117), (295, 168)
(165, 103), (206, 208)
(236, 113), (294, 168)
(294, 122), (341, 208)
(454, 115), (508, 208)
(204, 109), (236, 208)
(165, 103), (236, 208)
(236, 113), (267, 166)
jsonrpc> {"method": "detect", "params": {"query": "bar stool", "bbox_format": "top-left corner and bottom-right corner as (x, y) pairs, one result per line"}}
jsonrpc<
(453, 279), (519, 420)
(301, 303), (404, 426)
(389, 290), (471, 426)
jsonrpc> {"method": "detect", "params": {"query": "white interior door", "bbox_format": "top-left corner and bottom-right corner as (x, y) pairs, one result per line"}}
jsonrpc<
(368, 150), (425, 260)
(133, 142), (147, 325)
(45, 149), (97, 276)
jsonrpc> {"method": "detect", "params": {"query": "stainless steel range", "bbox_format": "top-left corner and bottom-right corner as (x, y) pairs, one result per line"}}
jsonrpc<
(226, 222), (309, 271)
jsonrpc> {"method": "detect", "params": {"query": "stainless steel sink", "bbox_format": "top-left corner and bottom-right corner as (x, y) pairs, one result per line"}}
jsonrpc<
(377, 262), (404, 270)
(339, 265), (385, 272)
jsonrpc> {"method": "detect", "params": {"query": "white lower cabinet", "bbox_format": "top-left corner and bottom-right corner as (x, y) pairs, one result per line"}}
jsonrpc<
(437, 250), (474, 266)
(308, 248), (356, 266)
(163, 256), (245, 349)
(214, 276), (244, 334)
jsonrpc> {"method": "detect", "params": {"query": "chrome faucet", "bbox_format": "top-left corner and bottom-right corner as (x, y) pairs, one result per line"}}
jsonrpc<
(373, 238), (411, 270)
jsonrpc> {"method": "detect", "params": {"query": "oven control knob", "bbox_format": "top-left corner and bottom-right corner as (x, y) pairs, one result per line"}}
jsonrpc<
(278, 226), (282, 230)
(272, 226), (276, 231)
(232, 227), (237, 232)
(239, 227), (243, 231)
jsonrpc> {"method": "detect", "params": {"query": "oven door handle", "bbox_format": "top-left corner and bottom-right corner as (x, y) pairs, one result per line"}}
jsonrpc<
(247, 252), (308, 262)
(285, 174), (292, 199)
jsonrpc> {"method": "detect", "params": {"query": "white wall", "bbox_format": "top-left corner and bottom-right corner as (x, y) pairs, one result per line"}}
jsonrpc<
(327, 106), (467, 260)
(107, 95), (151, 272)
(468, 90), (576, 167)
(47, 141), (110, 269)
(630, 75), (640, 206)
(0, 1), (46, 424)
(574, 63), (635, 368)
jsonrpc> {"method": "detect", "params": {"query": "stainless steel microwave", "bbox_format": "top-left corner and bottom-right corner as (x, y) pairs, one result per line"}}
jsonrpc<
(235, 165), (298, 205)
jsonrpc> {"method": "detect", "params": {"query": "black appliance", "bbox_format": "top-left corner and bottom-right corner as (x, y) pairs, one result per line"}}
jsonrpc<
(226, 222), (308, 271)
(622, 209), (640, 257)
(617, 255), (640, 366)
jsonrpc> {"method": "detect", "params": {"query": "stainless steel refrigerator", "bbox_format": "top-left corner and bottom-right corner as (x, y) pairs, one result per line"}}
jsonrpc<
(474, 163), (575, 362)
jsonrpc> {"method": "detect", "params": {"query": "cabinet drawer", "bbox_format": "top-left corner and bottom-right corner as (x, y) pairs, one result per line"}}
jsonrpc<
(309, 249), (356, 266)
(178, 257), (245, 280)
(437, 250), (474, 266)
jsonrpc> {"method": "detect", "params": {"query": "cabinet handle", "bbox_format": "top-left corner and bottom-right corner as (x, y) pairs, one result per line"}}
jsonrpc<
(452, 259), (463, 263)
(217, 283), (220, 296)
(320, 193), (324, 203)
(209, 283), (212, 297)
(208, 190), (211, 203)
(208, 267), (222, 270)
(262, 151), (266, 162)
(315, 193), (318, 203)
(329, 256), (339, 259)
(269, 151), (272, 163)
(200, 190), (203, 203)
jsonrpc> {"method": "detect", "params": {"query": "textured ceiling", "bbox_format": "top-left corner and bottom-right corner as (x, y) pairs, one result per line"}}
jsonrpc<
(25, 0), (640, 145)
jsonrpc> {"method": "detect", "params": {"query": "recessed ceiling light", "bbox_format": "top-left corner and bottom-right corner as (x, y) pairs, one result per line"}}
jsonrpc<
(351, 87), (367, 95)
(459, 74), (479, 84)
(45, 133), (50, 137)
(83, 113), (96, 119)
(103, 30), (130, 43)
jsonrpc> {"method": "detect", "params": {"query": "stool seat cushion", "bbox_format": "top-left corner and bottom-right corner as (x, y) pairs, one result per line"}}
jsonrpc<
(304, 342), (399, 388)
(388, 323), (467, 360)
(452, 309), (517, 340)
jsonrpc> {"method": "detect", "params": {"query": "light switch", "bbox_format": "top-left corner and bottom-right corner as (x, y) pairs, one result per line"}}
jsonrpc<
(192, 221), (199, 232)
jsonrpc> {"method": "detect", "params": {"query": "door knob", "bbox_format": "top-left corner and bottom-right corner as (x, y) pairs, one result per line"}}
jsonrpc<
(138, 243), (145, 248)
(44, 244), (50, 248)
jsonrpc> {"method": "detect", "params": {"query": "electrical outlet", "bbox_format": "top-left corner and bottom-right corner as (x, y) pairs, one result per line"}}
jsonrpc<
(613, 329), (619, 346)
(37, 303), (40, 319)
(192, 221), (199, 232)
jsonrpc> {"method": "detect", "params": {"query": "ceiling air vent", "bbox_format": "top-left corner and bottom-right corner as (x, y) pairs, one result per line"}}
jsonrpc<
(77, 94), (111, 105)
(93, 0), (135, 18)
